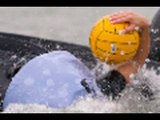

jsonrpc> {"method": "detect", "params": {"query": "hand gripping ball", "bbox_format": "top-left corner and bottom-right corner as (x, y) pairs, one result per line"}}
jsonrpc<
(89, 16), (140, 64)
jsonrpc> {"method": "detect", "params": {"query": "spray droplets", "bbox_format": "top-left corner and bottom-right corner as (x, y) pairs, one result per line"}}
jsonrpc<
(128, 41), (132, 45)
(56, 44), (61, 49)
(151, 28), (159, 34)
(118, 30), (125, 35)
(120, 51), (125, 55)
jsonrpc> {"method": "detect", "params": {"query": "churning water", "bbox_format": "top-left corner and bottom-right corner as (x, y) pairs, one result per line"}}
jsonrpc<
(2, 60), (160, 113)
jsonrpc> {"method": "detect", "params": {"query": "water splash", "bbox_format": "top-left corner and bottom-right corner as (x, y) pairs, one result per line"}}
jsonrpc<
(151, 28), (159, 34)
(3, 61), (160, 113)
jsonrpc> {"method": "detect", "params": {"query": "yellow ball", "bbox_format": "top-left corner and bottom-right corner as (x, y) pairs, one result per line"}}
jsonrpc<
(89, 16), (140, 64)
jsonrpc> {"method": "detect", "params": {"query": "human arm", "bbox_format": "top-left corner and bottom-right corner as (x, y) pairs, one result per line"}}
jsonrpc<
(109, 10), (151, 83)
(82, 11), (151, 98)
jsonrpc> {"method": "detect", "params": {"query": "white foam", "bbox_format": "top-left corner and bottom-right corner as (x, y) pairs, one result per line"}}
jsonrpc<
(4, 62), (160, 113)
